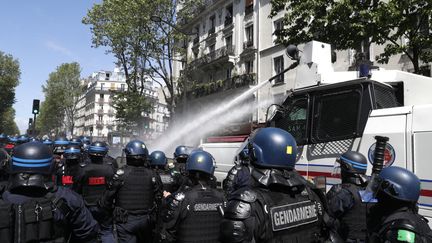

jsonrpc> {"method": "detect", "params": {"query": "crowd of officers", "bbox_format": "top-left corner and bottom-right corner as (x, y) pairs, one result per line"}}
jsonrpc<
(0, 128), (431, 243)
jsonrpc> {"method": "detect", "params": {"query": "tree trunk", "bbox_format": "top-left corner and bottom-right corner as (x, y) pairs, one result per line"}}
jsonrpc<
(412, 46), (420, 74)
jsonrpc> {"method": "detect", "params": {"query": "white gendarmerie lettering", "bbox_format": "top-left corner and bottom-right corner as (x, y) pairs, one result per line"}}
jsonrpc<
(270, 201), (319, 231)
(193, 203), (223, 212)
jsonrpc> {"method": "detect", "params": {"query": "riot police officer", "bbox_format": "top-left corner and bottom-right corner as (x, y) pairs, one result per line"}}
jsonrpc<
(0, 148), (9, 187)
(53, 137), (70, 165)
(171, 145), (190, 192)
(160, 150), (225, 243)
(84, 141), (118, 169)
(99, 140), (163, 243)
(151, 150), (175, 193)
(0, 141), (99, 242)
(16, 134), (30, 145)
(220, 127), (334, 242)
(73, 140), (116, 242)
(223, 146), (252, 196)
(326, 151), (369, 242)
(56, 144), (83, 188)
(367, 166), (432, 242)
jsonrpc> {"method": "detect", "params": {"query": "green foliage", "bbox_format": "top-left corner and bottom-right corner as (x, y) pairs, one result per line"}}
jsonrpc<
(0, 51), (20, 133)
(0, 107), (19, 135)
(111, 90), (152, 133)
(38, 63), (82, 135)
(83, 0), (203, 119)
(270, 0), (432, 73)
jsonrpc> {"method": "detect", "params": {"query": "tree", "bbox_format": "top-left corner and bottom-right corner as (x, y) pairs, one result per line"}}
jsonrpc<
(270, 0), (432, 74)
(83, 0), (202, 120)
(38, 63), (82, 135)
(0, 51), (20, 133)
(0, 107), (19, 135)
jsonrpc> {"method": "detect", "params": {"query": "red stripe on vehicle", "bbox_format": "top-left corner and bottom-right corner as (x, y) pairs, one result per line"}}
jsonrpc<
(421, 189), (432, 197)
(297, 170), (341, 179)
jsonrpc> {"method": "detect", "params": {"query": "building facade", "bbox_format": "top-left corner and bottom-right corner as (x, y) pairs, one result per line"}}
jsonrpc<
(74, 68), (169, 142)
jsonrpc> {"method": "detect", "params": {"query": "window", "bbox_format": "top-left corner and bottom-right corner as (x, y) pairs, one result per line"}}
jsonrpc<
(273, 19), (283, 43)
(100, 83), (105, 90)
(274, 56), (284, 84)
(98, 115), (103, 121)
(100, 94), (104, 99)
(226, 35), (232, 48)
(105, 73), (110, 80)
(312, 90), (362, 142)
(120, 84), (125, 91)
(225, 5), (233, 27)
(245, 25), (253, 48)
(245, 60), (253, 74)
(274, 98), (308, 144)
(226, 68), (232, 79)
(209, 15), (216, 34)
(245, 0), (253, 15)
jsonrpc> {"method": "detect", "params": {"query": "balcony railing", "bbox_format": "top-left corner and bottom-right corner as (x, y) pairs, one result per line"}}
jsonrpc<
(186, 73), (256, 99)
(243, 40), (254, 49)
(189, 45), (235, 68)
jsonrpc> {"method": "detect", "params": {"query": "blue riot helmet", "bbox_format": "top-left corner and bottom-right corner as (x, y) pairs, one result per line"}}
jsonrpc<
(248, 127), (297, 169)
(9, 142), (54, 192)
(64, 144), (82, 162)
(150, 150), (167, 168)
(376, 166), (421, 203)
(9, 136), (18, 144)
(16, 135), (30, 145)
(81, 136), (91, 149)
(174, 145), (190, 163)
(186, 150), (216, 176)
(70, 137), (83, 147)
(124, 140), (148, 166)
(337, 151), (368, 185)
(43, 139), (53, 146)
(53, 137), (69, 155)
(88, 141), (109, 157)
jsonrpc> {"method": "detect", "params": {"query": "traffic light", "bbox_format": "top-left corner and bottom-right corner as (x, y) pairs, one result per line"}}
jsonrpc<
(28, 118), (33, 126)
(32, 99), (40, 115)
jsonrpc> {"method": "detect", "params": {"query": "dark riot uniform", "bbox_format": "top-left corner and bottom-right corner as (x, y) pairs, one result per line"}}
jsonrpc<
(160, 150), (225, 243)
(367, 166), (432, 243)
(55, 145), (82, 188)
(0, 141), (99, 242)
(220, 128), (337, 243)
(326, 151), (369, 242)
(99, 140), (163, 243)
(223, 163), (251, 196)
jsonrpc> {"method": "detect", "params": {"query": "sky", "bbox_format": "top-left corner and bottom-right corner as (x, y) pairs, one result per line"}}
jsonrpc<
(0, 1), (116, 133)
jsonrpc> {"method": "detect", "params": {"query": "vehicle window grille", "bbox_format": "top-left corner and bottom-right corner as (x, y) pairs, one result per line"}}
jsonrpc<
(374, 84), (398, 109)
(306, 139), (355, 159)
(312, 91), (360, 142)
(275, 99), (307, 145)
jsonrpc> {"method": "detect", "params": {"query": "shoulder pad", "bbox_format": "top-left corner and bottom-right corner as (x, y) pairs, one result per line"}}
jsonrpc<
(174, 192), (185, 202)
(231, 189), (257, 203)
(225, 198), (252, 220)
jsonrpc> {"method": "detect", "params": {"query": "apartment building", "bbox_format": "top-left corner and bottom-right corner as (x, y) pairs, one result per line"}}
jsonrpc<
(74, 68), (169, 141)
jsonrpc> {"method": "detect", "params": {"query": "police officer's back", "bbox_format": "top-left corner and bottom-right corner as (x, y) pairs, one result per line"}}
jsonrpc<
(160, 150), (225, 243)
(367, 166), (432, 242)
(56, 144), (82, 188)
(222, 147), (252, 196)
(100, 140), (163, 243)
(73, 141), (115, 208)
(220, 128), (333, 243)
(0, 141), (99, 242)
(151, 150), (175, 193)
(326, 151), (369, 242)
